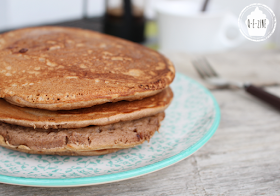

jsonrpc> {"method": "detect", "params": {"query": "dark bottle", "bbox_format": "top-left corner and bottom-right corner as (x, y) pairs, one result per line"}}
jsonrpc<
(103, 0), (145, 43)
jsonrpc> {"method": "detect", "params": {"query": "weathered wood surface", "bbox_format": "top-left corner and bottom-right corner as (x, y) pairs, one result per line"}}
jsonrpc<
(1, 51), (280, 195)
(163, 50), (280, 89)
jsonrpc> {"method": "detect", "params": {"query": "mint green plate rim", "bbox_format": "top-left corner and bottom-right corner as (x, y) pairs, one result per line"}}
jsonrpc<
(0, 73), (220, 187)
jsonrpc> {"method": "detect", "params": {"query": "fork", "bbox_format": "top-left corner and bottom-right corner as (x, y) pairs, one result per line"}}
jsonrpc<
(192, 57), (280, 111)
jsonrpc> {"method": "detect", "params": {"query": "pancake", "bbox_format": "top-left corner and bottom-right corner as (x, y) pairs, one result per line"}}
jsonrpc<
(0, 26), (175, 110)
(0, 112), (164, 156)
(0, 87), (172, 129)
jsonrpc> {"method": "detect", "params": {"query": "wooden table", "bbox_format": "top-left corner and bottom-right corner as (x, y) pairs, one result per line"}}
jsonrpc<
(1, 50), (280, 195)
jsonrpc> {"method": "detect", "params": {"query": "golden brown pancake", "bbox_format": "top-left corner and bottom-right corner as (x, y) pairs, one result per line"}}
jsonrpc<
(0, 112), (164, 156)
(0, 26), (175, 110)
(0, 87), (173, 129)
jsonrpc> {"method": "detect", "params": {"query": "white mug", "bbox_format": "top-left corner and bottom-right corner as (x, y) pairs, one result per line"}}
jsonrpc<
(155, 0), (244, 53)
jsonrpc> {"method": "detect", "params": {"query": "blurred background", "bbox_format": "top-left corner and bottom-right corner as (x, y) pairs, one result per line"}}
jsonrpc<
(0, 0), (279, 53)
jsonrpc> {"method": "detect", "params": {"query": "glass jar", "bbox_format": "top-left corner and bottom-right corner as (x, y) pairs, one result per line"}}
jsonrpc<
(103, 0), (146, 43)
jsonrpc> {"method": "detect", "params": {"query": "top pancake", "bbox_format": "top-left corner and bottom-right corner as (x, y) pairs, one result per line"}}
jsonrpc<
(0, 26), (175, 110)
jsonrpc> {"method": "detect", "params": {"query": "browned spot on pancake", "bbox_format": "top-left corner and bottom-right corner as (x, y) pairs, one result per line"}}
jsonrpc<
(19, 48), (28, 53)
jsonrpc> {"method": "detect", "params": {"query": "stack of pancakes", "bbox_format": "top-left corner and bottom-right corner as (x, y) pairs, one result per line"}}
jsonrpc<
(0, 27), (175, 156)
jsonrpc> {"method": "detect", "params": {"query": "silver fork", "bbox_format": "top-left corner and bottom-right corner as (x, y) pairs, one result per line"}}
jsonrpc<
(192, 57), (280, 111)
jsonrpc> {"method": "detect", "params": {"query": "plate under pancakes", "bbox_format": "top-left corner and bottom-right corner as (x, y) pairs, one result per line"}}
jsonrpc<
(0, 113), (164, 156)
(0, 87), (173, 129)
(0, 26), (175, 110)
